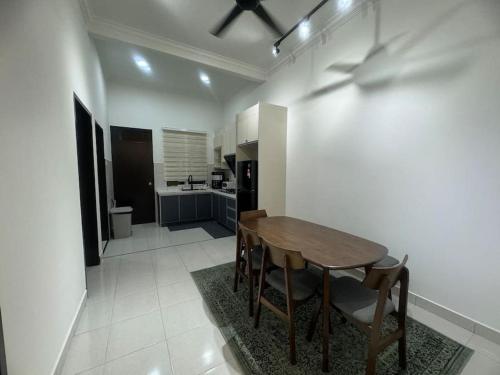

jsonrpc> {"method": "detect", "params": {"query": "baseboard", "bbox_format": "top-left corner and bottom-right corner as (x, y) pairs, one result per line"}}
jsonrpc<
(51, 290), (87, 375)
(341, 268), (500, 346)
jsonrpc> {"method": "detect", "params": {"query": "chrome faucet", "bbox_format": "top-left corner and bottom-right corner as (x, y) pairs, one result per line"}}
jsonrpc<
(188, 175), (193, 190)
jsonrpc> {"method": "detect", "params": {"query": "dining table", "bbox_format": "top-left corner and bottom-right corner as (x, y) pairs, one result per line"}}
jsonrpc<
(238, 216), (388, 372)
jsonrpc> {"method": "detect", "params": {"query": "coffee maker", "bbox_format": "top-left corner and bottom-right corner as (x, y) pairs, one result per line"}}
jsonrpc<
(211, 171), (224, 189)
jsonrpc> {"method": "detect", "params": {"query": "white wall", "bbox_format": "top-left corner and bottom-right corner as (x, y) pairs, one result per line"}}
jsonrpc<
(224, 0), (500, 332)
(107, 82), (225, 185)
(0, 0), (108, 373)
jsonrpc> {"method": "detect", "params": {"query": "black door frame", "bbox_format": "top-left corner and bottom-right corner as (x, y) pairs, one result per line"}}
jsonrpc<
(0, 309), (7, 375)
(74, 95), (100, 267)
(95, 122), (109, 244)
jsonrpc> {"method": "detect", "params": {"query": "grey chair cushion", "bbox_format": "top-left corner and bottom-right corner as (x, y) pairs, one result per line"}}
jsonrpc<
(330, 276), (395, 324)
(267, 268), (321, 301)
(373, 255), (399, 268)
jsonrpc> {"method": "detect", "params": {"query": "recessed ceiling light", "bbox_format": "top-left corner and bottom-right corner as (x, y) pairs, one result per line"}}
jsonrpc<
(133, 55), (152, 74)
(337, 0), (353, 12)
(199, 72), (211, 85)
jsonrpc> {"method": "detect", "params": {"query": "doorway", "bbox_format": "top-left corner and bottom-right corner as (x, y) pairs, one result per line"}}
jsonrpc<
(111, 126), (155, 224)
(95, 123), (109, 243)
(74, 96), (100, 267)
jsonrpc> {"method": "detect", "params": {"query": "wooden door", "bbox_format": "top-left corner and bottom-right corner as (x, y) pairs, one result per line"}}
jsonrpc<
(111, 126), (155, 224)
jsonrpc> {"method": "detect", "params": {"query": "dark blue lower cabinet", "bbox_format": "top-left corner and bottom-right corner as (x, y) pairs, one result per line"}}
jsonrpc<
(196, 194), (212, 220)
(212, 194), (220, 223)
(160, 193), (236, 232)
(161, 196), (179, 225)
(180, 195), (196, 222)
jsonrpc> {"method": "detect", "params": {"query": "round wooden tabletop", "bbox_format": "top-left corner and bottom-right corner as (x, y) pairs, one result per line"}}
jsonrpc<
(240, 216), (388, 270)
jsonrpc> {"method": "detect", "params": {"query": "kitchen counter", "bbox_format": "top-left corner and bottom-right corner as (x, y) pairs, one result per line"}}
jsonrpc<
(156, 187), (236, 199)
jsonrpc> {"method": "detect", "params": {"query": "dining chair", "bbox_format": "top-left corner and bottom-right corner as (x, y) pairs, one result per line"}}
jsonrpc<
(364, 254), (400, 300)
(234, 210), (268, 316)
(254, 238), (321, 365)
(330, 255), (409, 375)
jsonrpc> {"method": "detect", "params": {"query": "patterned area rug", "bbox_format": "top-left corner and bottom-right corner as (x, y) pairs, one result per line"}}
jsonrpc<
(191, 263), (473, 375)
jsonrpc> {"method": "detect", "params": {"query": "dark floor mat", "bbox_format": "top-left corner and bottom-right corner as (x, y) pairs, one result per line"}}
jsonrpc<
(168, 220), (234, 239)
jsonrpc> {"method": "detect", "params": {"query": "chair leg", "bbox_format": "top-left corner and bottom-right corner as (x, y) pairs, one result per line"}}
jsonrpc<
(399, 333), (407, 369)
(307, 301), (322, 342)
(254, 267), (266, 329)
(248, 266), (254, 317)
(233, 236), (243, 293)
(289, 317), (297, 365)
(366, 351), (377, 375)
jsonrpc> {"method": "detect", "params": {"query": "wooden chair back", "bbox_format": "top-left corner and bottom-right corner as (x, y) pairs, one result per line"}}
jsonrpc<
(261, 238), (306, 270)
(239, 222), (261, 250)
(240, 209), (268, 222)
(363, 255), (408, 290)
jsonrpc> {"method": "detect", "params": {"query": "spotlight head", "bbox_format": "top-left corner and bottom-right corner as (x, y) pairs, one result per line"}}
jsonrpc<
(272, 45), (280, 57)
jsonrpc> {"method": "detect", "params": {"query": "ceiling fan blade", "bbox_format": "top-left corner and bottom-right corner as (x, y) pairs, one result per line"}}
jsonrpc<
(210, 5), (244, 37)
(253, 4), (284, 37)
(326, 62), (361, 74)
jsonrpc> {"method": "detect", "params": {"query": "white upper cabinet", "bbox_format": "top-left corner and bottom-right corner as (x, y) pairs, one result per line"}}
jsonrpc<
(223, 126), (236, 155)
(214, 132), (223, 149)
(237, 104), (259, 145)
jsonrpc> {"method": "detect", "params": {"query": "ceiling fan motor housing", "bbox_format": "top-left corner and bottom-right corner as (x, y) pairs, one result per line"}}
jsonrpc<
(236, 0), (260, 11)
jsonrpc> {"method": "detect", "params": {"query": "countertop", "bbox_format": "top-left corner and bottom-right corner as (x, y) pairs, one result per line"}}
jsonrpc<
(156, 187), (236, 199)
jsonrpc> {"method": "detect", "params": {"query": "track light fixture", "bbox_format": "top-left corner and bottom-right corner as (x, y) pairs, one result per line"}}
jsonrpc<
(270, 0), (330, 56)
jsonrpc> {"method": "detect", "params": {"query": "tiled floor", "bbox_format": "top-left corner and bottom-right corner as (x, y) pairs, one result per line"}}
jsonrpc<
(61, 227), (500, 374)
(103, 223), (214, 258)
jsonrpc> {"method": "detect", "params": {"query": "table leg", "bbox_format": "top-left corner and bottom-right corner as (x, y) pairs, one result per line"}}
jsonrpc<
(322, 268), (330, 372)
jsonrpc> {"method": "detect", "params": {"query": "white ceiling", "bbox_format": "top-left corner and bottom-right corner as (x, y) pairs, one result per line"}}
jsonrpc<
(94, 37), (259, 102)
(84, 0), (356, 72)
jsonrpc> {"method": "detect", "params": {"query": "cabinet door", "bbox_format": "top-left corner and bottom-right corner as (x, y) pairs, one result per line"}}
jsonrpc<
(236, 116), (247, 145)
(196, 194), (212, 220)
(246, 114), (259, 143)
(218, 196), (227, 226)
(161, 196), (179, 225)
(226, 198), (236, 232)
(179, 195), (196, 222)
(212, 194), (220, 222)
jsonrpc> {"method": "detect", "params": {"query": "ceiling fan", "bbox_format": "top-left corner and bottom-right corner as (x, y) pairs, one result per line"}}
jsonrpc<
(210, 0), (285, 38)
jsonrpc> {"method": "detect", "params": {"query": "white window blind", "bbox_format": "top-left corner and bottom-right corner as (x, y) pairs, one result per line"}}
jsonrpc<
(163, 129), (208, 182)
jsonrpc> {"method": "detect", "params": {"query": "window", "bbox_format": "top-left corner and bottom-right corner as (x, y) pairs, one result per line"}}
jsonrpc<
(163, 128), (208, 183)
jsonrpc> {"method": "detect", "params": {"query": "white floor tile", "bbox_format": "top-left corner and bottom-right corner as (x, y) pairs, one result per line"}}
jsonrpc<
(115, 272), (156, 298)
(61, 327), (109, 375)
(106, 311), (165, 361)
(201, 238), (236, 266)
(176, 243), (216, 272)
(76, 300), (113, 334)
(78, 366), (104, 375)
(167, 326), (228, 375)
(466, 334), (500, 363)
(103, 342), (173, 375)
(201, 361), (243, 375)
(460, 352), (500, 374)
(155, 264), (192, 287)
(152, 247), (185, 269)
(168, 228), (213, 246)
(157, 279), (201, 308)
(162, 298), (217, 338)
(112, 290), (160, 323)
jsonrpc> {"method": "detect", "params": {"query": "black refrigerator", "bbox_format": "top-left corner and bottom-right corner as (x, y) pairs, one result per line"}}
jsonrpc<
(237, 160), (258, 219)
